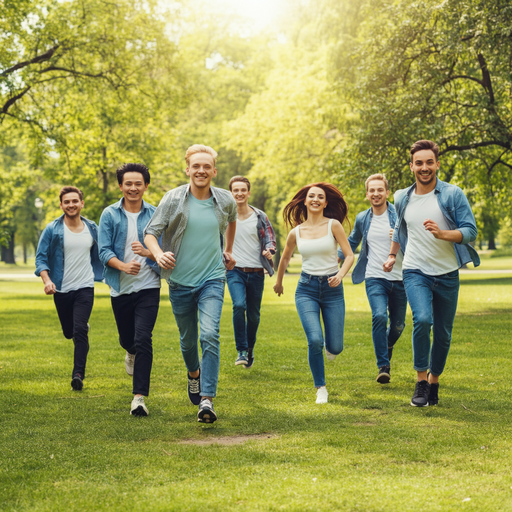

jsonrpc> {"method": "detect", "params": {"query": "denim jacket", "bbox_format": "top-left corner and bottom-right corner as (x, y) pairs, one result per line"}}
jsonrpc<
(250, 205), (277, 276)
(337, 202), (399, 284)
(144, 184), (237, 283)
(98, 198), (160, 292)
(35, 215), (103, 290)
(392, 178), (480, 268)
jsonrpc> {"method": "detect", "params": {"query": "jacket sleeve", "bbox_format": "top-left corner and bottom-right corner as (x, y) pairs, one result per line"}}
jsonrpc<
(454, 188), (478, 244)
(144, 192), (172, 240)
(263, 214), (277, 253)
(338, 214), (363, 259)
(98, 209), (117, 266)
(34, 225), (53, 277)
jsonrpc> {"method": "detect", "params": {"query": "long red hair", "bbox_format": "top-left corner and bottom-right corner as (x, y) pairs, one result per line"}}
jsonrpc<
(283, 182), (349, 229)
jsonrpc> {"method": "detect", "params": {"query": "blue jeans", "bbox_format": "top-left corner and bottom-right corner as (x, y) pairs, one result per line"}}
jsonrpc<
(365, 278), (407, 368)
(168, 278), (225, 398)
(295, 272), (345, 388)
(403, 269), (460, 375)
(226, 268), (265, 352)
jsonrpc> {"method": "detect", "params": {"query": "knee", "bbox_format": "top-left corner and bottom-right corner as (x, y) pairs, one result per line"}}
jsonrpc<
(232, 301), (246, 314)
(414, 314), (431, 330)
(307, 336), (324, 353)
(372, 312), (388, 326)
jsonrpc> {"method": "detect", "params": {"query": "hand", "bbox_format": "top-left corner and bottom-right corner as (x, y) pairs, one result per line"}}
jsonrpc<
(423, 218), (443, 239)
(156, 252), (175, 270)
(389, 229), (394, 240)
(383, 256), (396, 272)
(328, 274), (342, 287)
(273, 283), (284, 296)
(223, 252), (236, 270)
(44, 281), (56, 295)
(123, 259), (141, 275)
(132, 241), (150, 258)
(262, 249), (273, 261)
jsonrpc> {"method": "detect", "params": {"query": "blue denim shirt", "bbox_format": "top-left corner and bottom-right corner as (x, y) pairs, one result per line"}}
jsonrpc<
(337, 202), (399, 284)
(98, 198), (160, 292)
(35, 215), (103, 290)
(392, 178), (480, 268)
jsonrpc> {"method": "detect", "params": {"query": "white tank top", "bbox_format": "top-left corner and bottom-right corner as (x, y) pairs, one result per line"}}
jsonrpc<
(295, 219), (339, 276)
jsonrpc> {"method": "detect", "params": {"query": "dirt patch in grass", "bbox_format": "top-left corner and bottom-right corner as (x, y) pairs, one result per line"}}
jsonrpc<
(177, 433), (277, 446)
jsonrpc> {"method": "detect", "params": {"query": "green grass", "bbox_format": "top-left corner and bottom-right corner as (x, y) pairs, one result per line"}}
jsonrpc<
(1, 273), (512, 511)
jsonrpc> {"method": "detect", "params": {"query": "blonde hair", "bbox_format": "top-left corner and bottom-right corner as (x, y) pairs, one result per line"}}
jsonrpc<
(185, 144), (218, 166)
(365, 173), (389, 191)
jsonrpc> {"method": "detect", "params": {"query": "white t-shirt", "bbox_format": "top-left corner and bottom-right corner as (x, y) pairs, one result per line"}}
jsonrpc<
(111, 210), (161, 297)
(232, 212), (262, 268)
(365, 209), (403, 281)
(295, 219), (339, 276)
(402, 189), (459, 275)
(59, 222), (95, 293)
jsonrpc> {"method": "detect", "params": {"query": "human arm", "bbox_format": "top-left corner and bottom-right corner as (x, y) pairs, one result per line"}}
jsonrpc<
(329, 221), (354, 287)
(273, 230), (297, 296)
(338, 214), (363, 260)
(383, 241), (401, 272)
(223, 221), (237, 270)
(39, 270), (56, 295)
(132, 241), (156, 260)
(144, 233), (175, 269)
(423, 219), (463, 242)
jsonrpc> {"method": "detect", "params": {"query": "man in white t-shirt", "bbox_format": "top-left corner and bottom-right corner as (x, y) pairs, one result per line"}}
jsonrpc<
(226, 176), (276, 368)
(35, 187), (104, 391)
(338, 174), (407, 384)
(384, 140), (480, 407)
(99, 164), (161, 417)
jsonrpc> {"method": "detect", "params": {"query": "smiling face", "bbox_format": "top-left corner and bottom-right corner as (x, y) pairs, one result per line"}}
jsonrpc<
(304, 186), (327, 214)
(366, 179), (390, 208)
(60, 192), (84, 219)
(230, 181), (251, 206)
(119, 171), (148, 205)
(186, 152), (217, 191)
(410, 149), (440, 188)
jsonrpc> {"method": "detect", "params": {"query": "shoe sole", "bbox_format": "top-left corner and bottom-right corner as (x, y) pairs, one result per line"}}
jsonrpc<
(130, 405), (148, 417)
(428, 401), (438, 406)
(198, 409), (217, 423)
(244, 362), (253, 369)
(71, 378), (83, 391)
(410, 401), (429, 407)
(235, 361), (248, 366)
(376, 373), (390, 384)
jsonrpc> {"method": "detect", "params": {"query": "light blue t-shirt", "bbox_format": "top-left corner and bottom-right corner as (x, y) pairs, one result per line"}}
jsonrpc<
(169, 194), (225, 286)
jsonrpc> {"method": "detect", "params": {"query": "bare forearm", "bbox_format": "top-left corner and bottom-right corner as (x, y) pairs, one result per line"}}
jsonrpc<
(389, 241), (400, 255)
(107, 257), (127, 272)
(275, 256), (291, 285)
(436, 229), (463, 243)
(338, 254), (354, 279)
(144, 234), (163, 259)
(224, 222), (236, 253)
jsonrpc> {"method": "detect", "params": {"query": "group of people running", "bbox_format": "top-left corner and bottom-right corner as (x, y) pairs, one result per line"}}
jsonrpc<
(35, 139), (480, 424)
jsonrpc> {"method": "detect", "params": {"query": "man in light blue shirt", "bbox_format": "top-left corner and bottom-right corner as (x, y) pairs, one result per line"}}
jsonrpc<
(145, 144), (237, 424)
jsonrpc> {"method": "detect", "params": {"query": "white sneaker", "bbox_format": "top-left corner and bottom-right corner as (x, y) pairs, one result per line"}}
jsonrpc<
(125, 351), (135, 376)
(325, 348), (336, 361)
(130, 395), (148, 416)
(316, 386), (328, 404)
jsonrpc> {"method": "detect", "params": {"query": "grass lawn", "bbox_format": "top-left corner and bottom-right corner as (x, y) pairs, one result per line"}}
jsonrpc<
(1, 271), (512, 511)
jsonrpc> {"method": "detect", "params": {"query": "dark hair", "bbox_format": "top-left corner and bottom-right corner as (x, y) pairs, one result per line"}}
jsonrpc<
(59, 186), (83, 202)
(116, 163), (150, 185)
(283, 182), (349, 229)
(410, 140), (439, 161)
(229, 175), (251, 191)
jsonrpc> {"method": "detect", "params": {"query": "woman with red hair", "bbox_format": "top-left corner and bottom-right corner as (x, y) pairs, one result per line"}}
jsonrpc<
(274, 183), (354, 403)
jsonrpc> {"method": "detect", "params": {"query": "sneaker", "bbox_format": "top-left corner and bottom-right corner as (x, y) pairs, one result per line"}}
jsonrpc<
(125, 351), (135, 376)
(235, 351), (248, 366)
(428, 382), (439, 406)
(411, 380), (430, 407)
(244, 349), (254, 369)
(376, 366), (391, 384)
(316, 386), (328, 404)
(71, 373), (83, 391)
(325, 348), (336, 361)
(187, 370), (201, 405)
(130, 395), (148, 416)
(197, 398), (217, 423)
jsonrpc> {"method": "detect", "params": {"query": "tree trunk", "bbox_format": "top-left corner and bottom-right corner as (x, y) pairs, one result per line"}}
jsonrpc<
(23, 242), (27, 264)
(1, 236), (16, 263)
(488, 235), (496, 250)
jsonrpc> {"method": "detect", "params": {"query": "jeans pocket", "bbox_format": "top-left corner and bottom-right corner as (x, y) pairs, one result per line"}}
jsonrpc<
(298, 274), (310, 285)
(168, 281), (180, 291)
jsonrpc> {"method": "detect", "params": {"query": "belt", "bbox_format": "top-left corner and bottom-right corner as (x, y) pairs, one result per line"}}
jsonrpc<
(235, 267), (264, 275)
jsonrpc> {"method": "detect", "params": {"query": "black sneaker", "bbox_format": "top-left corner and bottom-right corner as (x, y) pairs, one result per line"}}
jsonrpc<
(197, 398), (217, 423)
(411, 380), (430, 407)
(428, 382), (439, 406)
(71, 373), (83, 391)
(376, 366), (391, 384)
(245, 349), (254, 369)
(187, 370), (201, 405)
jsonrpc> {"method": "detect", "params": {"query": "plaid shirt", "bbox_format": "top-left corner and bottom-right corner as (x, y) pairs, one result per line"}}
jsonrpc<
(143, 184), (237, 282)
(250, 205), (276, 276)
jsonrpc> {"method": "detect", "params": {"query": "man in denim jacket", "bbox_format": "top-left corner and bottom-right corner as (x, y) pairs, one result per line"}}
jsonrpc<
(99, 163), (161, 417)
(338, 174), (407, 384)
(383, 140), (480, 407)
(227, 176), (276, 369)
(35, 186), (103, 391)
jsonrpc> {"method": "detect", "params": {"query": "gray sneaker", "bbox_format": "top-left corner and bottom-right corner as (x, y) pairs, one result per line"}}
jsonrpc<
(197, 398), (217, 423)
(125, 351), (135, 376)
